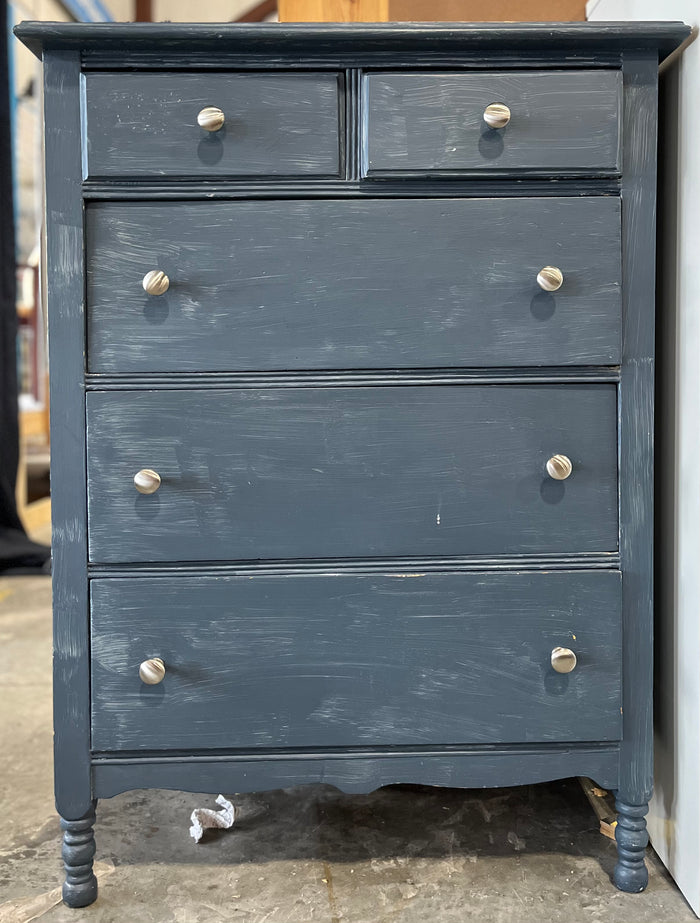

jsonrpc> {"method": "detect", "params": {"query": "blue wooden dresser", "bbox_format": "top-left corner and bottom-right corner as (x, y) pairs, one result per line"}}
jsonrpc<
(14, 20), (690, 907)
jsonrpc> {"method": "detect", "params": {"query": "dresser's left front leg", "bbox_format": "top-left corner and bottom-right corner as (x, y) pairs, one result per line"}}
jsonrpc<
(60, 801), (98, 908)
(613, 797), (649, 893)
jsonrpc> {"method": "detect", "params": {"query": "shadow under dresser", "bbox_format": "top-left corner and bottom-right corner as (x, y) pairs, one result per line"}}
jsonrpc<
(13, 19), (690, 907)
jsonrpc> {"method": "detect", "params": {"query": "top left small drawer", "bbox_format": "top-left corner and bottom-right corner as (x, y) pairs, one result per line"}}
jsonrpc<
(82, 72), (342, 179)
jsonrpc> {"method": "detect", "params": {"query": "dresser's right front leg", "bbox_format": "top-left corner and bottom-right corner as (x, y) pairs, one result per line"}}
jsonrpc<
(612, 797), (649, 893)
(60, 802), (98, 907)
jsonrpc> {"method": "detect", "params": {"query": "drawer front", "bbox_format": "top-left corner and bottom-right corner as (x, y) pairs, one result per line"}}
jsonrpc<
(86, 385), (618, 563)
(83, 72), (341, 178)
(365, 70), (621, 175)
(90, 571), (622, 752)
(86, 197), (621, 372)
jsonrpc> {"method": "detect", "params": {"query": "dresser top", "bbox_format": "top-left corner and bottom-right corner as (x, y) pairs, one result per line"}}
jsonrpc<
(14, 20), (690, 63)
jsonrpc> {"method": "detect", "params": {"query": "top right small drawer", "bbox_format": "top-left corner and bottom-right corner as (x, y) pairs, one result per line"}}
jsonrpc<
(364, 70), (622, 176)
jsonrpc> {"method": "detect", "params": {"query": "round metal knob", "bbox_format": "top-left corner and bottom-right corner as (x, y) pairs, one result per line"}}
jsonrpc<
(537, 266), (564, 292)
(139, 657), (165, 685)
(134, 469), (161, 495)
(483, 103), (511, 129)
(142, 270), (169, 296)
(546, 454), (573, 481)
(197, 106), (225, 132)
(551, 647), (577, 674)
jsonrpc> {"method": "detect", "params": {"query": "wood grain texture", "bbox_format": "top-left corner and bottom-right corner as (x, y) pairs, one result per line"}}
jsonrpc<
(388, 0), (586, 21)
(279, 0), (389, 22)
(365, 70), (622, 175)
(90, 571), (622, 751)
(43, 52), (93, 821)
(93, 746), (622, 798)
(83, 72), (341, 179)
(86, 385), (619, 563)
(86, 197), (622, 373)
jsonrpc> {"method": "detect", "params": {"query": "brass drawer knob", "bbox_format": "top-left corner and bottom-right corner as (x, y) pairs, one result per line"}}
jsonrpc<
(142, 270), (170, 296)
(197, 106), (225, 132)
(139, 657), (165, 685)
(134, 469), (161, 494)
(483, 103), (511, 129)
(537, 266), (564, 292)
(546, 454), (573, 481)
(551, 647), (577, 674)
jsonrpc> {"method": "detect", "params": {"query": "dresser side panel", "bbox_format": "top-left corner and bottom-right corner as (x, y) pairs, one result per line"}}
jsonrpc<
(44, 51), (92, 819)
(618, 50), (658, 802)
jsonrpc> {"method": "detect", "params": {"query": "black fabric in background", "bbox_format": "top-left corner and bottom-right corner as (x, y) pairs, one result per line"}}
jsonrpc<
(0, 3), (50, 574)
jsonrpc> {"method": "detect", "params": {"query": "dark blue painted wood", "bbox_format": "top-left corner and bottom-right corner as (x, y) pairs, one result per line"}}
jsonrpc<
(43, 52), (93, 822)
(86, 197), (621, 373)
(81, 177), (622, 198)
(43, 49), (99, 908)
(93, 746), (622, 798)
(90, 570), (622, 751)
(13, 22), (691, 64)
(14, 21), (686, 902)
(86, 385), (618, 563)
(365, 71), (622, 176)
(60, 806), (97, 908)
(83, 72), (341, 179)
(612, 50), (660, 892)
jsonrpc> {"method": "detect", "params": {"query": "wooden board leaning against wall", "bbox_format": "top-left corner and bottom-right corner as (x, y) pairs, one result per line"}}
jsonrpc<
(277, 0), (585, 21)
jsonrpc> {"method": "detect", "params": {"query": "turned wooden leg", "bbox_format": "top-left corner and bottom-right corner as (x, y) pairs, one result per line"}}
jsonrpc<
(613, 798), (649, 893)
(60, 802), (98, 907)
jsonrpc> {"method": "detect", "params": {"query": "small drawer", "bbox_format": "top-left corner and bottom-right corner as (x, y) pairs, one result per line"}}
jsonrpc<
(90, 570), (622, 752)
(86, 196), (621, 372)
(364, 70), (622, 176)
(86, 384), (618, 564)
(83, 72), (341, 178)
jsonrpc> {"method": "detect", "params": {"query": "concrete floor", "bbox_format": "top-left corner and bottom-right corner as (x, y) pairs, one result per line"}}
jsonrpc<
(0, 575), (696, 923)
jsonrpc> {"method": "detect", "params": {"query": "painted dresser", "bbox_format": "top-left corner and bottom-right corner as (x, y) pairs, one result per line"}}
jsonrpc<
(14, 21), (690, 908)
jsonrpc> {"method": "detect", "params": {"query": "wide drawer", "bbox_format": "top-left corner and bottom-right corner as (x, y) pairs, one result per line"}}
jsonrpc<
(83, 72), (341, 178)
(86, 385), (618, 563)
(90, 570), (622, 751)
(86, 197), (621, 372)
(365, 70), (622, 175)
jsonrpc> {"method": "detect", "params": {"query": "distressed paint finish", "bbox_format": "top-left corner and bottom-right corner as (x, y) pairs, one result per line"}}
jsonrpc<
(92, 746), (622, 799)
(365, 70), (622, 176)
(90, 571), (622, 751)
(611, 51), (660, 893)
(43, 50), (99, 910)
(86, 197), (622, 373)
(86, 385), (619, 563)
(14, 20), (689, 905)
(43, 52), (93, 822)
(13, 22), (690, 65)
(84, 72), (342, 178)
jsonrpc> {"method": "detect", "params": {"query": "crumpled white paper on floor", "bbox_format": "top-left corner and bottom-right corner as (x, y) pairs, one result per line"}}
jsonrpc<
(189, 794), (235, 844)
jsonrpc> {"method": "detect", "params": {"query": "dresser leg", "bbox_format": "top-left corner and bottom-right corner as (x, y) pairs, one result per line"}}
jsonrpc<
(613, 798), (649, 892)
(60, 802), (98, 907)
